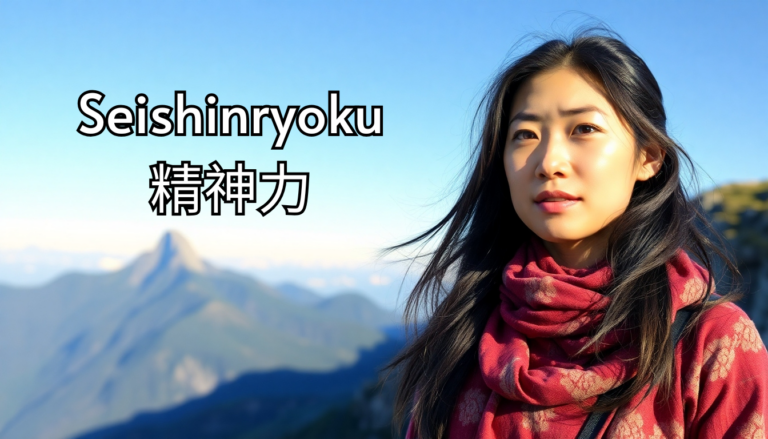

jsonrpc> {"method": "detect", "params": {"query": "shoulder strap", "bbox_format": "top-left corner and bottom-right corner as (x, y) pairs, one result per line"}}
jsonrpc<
(574, 300), (706, 439)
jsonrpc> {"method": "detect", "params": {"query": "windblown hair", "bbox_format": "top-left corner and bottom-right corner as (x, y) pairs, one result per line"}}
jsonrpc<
(383, 28), (742, 439)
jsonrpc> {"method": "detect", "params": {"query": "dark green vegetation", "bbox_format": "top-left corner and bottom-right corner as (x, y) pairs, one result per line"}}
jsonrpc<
(279, 375), (405, 439)
(701, 180), (768, 243)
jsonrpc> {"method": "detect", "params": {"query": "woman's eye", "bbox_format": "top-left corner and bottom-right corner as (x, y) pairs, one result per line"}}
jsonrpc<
(573, 124), (599, 135)
(513, 130), (537, 141)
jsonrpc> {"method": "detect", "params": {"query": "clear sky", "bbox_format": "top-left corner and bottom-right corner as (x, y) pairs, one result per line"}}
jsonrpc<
(0, 0), (766, 308)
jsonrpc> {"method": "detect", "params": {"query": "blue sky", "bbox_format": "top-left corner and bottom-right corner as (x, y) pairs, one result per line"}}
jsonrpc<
(0, 0), (766, 308)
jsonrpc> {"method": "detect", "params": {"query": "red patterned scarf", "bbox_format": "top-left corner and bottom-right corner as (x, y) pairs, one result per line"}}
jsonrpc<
(443, 236), (715, 439)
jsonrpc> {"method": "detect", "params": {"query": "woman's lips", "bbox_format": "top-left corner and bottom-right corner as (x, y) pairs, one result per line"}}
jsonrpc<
(535, 199), (580, 213)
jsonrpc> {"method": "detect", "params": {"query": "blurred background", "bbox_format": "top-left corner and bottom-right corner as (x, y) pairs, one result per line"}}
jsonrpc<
(0, 1), (766, 438)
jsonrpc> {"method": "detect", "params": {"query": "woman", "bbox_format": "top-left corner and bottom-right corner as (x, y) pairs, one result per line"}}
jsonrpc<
(385, 29), (768, 439)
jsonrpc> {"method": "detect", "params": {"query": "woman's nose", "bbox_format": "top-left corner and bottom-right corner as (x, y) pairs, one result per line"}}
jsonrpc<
(534, 132), (571, 180)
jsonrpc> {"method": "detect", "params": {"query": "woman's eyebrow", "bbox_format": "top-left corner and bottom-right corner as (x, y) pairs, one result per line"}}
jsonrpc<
(508, 105), (607, 125)
(559, 105), (607, 117)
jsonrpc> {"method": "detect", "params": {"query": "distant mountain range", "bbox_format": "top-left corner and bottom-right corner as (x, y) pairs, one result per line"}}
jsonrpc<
(0, 231), (404, 439)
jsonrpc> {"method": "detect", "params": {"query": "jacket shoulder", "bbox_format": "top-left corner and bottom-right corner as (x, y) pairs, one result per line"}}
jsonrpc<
(692, 301), (761, 347)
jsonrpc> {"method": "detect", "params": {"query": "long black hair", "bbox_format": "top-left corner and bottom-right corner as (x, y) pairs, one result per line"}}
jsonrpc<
(383, 27), (742, 439)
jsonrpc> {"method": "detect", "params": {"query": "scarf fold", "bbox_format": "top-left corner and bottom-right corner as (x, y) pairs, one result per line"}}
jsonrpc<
(447, 236), (711, 439)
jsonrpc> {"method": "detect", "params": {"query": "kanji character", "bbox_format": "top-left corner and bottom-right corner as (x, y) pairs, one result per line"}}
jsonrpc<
(257, 161), (309, 216)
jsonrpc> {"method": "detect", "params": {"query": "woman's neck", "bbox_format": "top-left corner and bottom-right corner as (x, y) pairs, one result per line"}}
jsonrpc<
(539, 227), (612, 269)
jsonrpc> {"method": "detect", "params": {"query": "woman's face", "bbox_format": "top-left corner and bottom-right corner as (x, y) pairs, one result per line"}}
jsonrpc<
(503, 67), (661, 267)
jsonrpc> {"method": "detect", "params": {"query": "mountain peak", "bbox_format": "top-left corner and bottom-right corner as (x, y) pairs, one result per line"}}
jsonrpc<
(128, 231), (206, 286)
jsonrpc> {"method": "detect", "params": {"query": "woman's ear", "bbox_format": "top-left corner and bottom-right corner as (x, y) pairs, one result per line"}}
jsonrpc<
(636, 144), (665, 182)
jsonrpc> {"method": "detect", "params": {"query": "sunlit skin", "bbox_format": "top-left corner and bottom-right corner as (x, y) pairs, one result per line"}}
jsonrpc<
(504, 67), (664, 269)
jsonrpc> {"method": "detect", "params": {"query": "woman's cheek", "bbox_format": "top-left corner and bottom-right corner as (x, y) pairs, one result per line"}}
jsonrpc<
(510, 185), (530, 220)
(595, 183), (633, 226)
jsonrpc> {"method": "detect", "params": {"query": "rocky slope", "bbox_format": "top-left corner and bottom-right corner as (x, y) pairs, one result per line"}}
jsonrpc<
(699, 180), (768, 337)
